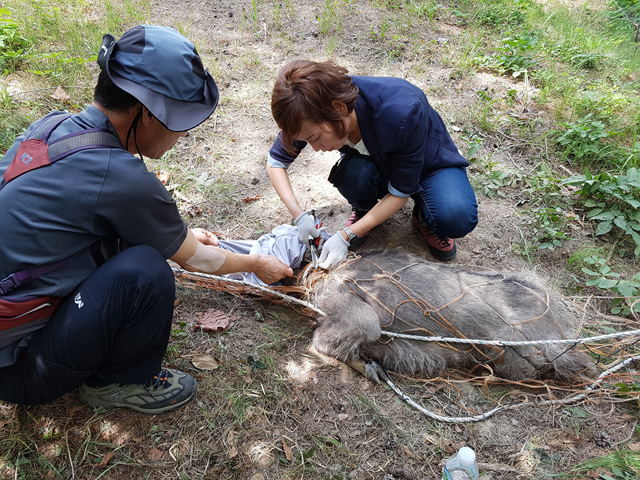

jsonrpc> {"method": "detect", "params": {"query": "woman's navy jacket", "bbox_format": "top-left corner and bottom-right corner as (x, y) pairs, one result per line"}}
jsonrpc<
(268, 75), (469, 196)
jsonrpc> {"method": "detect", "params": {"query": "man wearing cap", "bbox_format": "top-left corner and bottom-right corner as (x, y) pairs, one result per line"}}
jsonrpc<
(0, 25), (293, 413)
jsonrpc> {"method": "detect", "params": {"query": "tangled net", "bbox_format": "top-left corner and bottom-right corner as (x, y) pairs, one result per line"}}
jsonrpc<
(173, 259), (640, 423)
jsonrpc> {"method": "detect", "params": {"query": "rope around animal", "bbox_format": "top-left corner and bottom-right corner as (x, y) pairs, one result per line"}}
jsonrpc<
(381, 328), (640, 346)
(379, 354), (640, 423)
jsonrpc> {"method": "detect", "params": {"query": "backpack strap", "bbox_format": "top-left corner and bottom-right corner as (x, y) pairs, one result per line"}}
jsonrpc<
(0, 113), (121, 190)
(0, 254), (80, 296)
(0, 113), (122, 296)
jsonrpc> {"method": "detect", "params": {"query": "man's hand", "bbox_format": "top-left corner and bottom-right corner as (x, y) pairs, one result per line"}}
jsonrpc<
(191, 228), (219, 246)
(318, 231), (349, 270)
(253, 254), (294, 284)
(294, 212), (320, 245)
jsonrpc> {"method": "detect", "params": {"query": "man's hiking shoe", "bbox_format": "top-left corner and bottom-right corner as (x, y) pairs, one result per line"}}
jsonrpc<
(78, 368), (197, 414)
(411, 204), (456, 261)
(345, 208), (370, 251)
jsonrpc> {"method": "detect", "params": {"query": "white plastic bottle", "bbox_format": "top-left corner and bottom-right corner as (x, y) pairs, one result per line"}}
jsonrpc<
(442, 446), (479, 480)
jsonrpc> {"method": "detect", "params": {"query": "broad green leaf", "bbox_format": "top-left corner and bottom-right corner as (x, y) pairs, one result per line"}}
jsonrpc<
(589, 211), (614, 221)
(597, 278), (619, 289)
(595, 221), (612, 235)
(582, 268), (600, 276)
(614, 216), (627, 231)
(617, 283), (638, 297)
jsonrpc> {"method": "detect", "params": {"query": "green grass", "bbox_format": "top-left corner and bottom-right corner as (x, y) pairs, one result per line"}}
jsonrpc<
(573, 450), (640, 479)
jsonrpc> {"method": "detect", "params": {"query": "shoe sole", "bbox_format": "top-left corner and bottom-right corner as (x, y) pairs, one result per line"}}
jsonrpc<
(80, 379), (198, 414)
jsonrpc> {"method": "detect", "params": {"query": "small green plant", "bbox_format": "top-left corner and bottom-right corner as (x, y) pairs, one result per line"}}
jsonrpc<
(251, 0), (259, 26)
(472, 166), (512, 198)
(468, 142), (522, 199)
(580, 255), (640, 315)
(471, 0), (530, 27)
(532, 207), (574, 250)
(370, 18), (390, 42)
(548, 39), (605, 70)
(573, 88), (631, 125)
(562, 167), (640, 257)
(467, 137), (523, 198)
(554, 114), (614, 163)
(406, 0), (442, 21)
(319, 0), (355, 35)
(0, 8), (29, 73)
(474, 30), (538, 78)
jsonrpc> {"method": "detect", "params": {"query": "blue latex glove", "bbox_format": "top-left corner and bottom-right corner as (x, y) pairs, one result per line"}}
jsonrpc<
(294, 212), (320, 246)
(318, 231), (349, 269)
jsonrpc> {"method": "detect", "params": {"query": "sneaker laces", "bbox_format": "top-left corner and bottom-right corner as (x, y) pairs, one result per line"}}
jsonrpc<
(428, 231), (453, 249)
(145, 368), (173, 390)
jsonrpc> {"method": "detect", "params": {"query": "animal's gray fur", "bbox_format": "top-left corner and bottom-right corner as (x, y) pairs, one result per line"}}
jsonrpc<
(310, 250), (596, 382)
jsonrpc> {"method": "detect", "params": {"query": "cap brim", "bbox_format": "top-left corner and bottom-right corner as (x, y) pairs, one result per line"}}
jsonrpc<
(109, 71), (219, 132)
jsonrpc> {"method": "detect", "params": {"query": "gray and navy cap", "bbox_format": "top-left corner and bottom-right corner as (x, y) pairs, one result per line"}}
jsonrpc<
(97, 25), (219, 132)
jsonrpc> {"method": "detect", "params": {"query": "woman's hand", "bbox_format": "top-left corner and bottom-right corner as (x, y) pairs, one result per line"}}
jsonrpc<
(294, 212), (320, 245)
(318, 231), (349, 270)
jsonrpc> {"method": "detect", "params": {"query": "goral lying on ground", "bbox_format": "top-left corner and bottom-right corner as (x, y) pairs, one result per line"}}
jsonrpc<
(309, 250), (596, 382)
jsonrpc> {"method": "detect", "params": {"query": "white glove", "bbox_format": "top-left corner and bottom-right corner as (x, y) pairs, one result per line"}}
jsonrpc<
(318, 231), (349, 269)
(294, 212), (320, 245)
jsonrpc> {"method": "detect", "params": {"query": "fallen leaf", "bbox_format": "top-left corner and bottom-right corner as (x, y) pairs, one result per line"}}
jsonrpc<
(148, 447), (164, 461)
(157, 171), (171, 184)
(226, 430), (238, 458)
(51, 85), (70, 102)
(241, 195), (263, 203)
(191, 354), (219, 371)
(194, 309), (236, 334)
(282, 437), (293, 461)
(99, 452), (114, 466)
(227, 445), (238, 459)
(628, 443), (640, 452)
(187, 205), (202, 217)
(67, 405), (84, 419)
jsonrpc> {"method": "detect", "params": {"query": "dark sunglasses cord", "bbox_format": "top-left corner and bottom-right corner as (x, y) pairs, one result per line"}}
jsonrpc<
(125, 109), (144, 162)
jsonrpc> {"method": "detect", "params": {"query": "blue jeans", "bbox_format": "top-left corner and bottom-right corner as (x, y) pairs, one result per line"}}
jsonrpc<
(335, 156), (478, 238)
(0, 246), (175, 405)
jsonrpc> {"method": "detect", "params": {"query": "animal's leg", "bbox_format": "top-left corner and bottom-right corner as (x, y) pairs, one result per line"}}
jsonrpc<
(311, 299), (381, 365)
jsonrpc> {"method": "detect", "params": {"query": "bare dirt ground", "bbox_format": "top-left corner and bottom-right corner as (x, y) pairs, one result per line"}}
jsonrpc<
(2, 1), (639, 479)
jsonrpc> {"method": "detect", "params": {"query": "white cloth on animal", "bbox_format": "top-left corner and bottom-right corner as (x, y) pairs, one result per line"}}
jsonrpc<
(216, 224), (307, 286)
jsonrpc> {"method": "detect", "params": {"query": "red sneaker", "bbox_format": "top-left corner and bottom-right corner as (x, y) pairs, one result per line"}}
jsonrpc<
(411, 204), (456, 261)
(345, 208), (369, 251)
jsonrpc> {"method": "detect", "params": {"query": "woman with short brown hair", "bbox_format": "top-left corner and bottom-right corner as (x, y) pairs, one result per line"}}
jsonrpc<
(268, 60), (478, 268)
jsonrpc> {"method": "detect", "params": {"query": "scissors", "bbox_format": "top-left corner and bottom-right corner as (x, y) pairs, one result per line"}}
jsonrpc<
(308, 209), (322, 267)
(308, 235), (320, 267)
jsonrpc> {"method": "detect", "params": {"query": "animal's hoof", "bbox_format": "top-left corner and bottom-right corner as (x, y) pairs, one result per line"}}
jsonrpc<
(365, 362), (388, 384)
